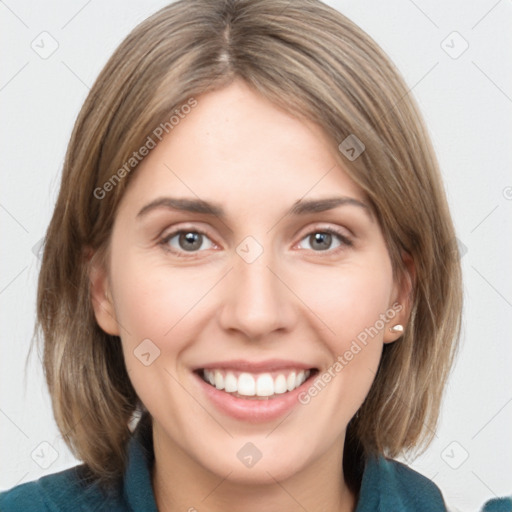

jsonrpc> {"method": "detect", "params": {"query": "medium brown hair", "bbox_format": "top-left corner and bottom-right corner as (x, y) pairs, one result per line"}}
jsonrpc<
(35, 0), (463, 490)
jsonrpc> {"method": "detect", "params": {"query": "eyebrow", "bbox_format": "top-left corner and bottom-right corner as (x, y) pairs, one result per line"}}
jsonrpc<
(136, 195), (372, 220)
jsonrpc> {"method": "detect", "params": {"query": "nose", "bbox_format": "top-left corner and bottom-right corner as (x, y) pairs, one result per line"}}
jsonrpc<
(218, 244), (297, 341)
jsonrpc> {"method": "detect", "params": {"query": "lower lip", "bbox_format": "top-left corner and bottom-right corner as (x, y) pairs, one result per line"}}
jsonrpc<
(193, 371), (315, 422)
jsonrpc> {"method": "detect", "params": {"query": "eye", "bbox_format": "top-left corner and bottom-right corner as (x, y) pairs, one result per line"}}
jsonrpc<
(297, 228), (353, 252)
(159, 226), (352, 257)
(160, 229), (215, 256)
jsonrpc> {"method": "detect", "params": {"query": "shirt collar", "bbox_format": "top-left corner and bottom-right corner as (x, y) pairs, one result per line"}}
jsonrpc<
(355, 454), (447, 511)
(122, 416), (158, 512)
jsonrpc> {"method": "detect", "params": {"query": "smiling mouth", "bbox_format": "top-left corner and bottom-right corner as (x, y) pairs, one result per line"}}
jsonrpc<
(196, 368), (318, 400)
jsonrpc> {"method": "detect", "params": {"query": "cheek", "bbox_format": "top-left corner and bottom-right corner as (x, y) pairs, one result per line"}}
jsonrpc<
(107, 249), (207, 398)
(109, 256), (211, 418)
(294, 259), (394, 348)
(292, 260), (394, 415)
(111, 255), (213, 344)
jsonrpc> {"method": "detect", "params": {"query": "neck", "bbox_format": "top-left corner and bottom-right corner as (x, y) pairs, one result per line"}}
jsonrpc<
(151, 426), (356, 512)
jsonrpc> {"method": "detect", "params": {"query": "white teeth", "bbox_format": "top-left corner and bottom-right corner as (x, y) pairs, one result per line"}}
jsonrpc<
(274, 374), (287, 394)
(224, 372), (238, 392)
(286, 371), (296, 391)
(238, 373), (256, 396)
(214, 370), (224, 390)
(255, 373), (274, 397)
(202, 369), (311, 397)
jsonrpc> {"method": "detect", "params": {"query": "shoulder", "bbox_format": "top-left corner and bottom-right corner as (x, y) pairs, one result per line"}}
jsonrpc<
(0, 415), (156, 512)
(480, 496), (512, 512)
(0, 465), (123, 512)
(377, 457), (444, 499)
(357, 455), (446, 511)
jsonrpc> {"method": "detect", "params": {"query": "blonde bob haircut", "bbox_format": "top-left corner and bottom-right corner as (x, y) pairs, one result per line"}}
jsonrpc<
(36, 0), (463, 491)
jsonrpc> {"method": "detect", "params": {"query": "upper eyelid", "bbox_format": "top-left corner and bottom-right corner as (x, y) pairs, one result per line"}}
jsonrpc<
(161, 225), (214, 242)
(297, 223), (353, 239)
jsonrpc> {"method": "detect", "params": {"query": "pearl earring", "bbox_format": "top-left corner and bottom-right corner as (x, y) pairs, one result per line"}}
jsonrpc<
(389, 324), (404, 334)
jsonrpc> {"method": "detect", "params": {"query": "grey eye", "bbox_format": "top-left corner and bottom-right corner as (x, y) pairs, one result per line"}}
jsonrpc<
(299, 231), (343, 251)
(167, 231), (214, 252)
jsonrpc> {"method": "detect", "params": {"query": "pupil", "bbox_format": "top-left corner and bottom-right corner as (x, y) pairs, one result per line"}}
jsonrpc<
(180, 232), (202, 251)
(311, 232), (331, 251)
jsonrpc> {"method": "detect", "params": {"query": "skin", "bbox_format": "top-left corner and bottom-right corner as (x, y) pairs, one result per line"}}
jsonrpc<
(90, 79), (412, 512)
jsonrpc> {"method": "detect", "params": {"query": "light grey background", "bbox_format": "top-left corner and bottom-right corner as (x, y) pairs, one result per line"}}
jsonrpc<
(1, 1), (511, 510)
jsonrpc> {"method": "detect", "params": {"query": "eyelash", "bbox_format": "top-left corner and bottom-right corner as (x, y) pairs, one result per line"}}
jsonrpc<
(158, 226), (353, 258)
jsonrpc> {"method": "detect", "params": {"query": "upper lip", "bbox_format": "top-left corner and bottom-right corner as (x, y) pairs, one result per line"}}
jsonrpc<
(194, 359), (316, 372)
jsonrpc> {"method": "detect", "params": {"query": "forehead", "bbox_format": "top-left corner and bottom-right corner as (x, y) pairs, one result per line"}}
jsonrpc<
(117, 80), (367, 218)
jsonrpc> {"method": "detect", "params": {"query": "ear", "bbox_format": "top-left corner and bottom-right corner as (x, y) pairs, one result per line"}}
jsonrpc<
(384, 251), (415, 344)
(87, 248), (120, 336)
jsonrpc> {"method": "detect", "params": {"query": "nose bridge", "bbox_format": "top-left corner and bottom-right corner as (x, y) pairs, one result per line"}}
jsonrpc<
(218, 236), (295, 338)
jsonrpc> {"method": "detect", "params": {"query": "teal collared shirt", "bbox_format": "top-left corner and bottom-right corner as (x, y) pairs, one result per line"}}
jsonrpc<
(1, 426), (509, 511)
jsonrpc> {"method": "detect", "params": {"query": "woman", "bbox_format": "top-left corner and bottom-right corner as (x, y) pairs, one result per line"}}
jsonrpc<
(0, 0), (471, 510)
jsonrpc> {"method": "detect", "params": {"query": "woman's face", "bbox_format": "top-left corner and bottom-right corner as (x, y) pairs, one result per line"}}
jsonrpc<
(91, 79), (409, 484)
